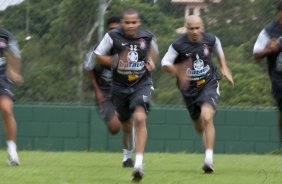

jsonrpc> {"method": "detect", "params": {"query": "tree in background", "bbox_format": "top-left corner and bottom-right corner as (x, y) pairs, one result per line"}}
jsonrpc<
(0, 0), (277, 107)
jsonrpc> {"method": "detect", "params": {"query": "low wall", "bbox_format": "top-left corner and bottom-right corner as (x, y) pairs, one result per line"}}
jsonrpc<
(0, 105), (279, 153)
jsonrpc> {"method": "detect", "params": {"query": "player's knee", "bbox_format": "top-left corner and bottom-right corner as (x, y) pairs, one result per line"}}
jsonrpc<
(108, 124), (120, 135)
(134, 115), (146, 124)
(109, 128), (120, 135)
(200, 112), (214, 125)
(201, 104), (215, 124)
(0, 107), (13, 117)
(107, 118), (121, 135)
(133, 106), (147, 123)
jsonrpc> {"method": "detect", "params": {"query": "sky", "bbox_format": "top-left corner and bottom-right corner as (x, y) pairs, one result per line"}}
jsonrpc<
(0, 0), (24, 11)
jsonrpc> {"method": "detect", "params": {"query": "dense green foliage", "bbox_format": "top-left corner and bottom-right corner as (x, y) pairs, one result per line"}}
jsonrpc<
(0, 0), (279, 107)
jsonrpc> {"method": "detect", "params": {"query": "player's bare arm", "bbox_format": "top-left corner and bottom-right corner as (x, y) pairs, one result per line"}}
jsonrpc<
(162, 64), (177, 74)
(214, 36), (234, 86)
(87, 70), (104, 105)
(266, 38), (280, 54)
(95, 54), (116, 67)
(253, 29), (281, 60)
(161, 44), (178, 74)
(253, 48), (271, 60)
(146, 56), (156, 72)
(94, 33), (116, 66)
(146, 39), (159, 72)
(254, 38), (280, 59)
(218, 56), (234, 87)
(5, 50), (23, 84)
(149, 38), (159, 63)
(161, 43), (192, 89)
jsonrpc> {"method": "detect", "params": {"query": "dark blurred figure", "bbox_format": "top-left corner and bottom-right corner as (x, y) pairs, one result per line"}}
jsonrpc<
(253, 1), (282, 160)
(84, 16), (134, 168)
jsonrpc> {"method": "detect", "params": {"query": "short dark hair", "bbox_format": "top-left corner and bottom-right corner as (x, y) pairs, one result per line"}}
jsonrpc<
(277, 1), (282, 11)
(106, 15), (121, 26)
(122, 8), (139, 18)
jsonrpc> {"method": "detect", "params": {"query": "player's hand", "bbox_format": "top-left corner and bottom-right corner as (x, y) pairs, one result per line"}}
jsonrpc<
(113, 47), (130, 70)
(267, 38), (280, 53)
(4, 50), (23, 85)
(146, 57), (156, 72)
(221, 66), (234, 87)
(95, 89), (104, 105)
(175, 65), (189, 90)
(174, 58), (192, 90)
(112, 54), (119, 69)
(7, 70), (24, 85)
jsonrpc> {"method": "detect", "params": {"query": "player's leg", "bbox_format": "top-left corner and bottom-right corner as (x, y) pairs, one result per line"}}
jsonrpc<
(99, 94), (121, 135)
(273, 84), (282, 170)
(188, 79), (219, 173)
(111, 87), (135, 168)
(133, 106), (147, 166)
(0, 96), (20, 165)
(121, 119), (134, 167)
(184, 97), (206, 137)
(132, 106), (147, 181)
(201, 103), (216, 155)
(190, 104), (215, 173)
(273, 84), (282, 147)
(199, 80), (219, 173)
(130, 85), (151, 181)
(278, 110), (282, 172)
(200, 103), (215, 173)
(106, 114), (121, 134)
(184, 96), (213, 172)
(279, 110), (282, 147)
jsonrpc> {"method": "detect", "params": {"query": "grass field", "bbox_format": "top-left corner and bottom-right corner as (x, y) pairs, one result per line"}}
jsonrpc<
(0, 151), (282, 184)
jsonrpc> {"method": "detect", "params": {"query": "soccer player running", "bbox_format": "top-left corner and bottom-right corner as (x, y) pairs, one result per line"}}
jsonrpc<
(0, 26), (23, 166)
(161, 15), (234, 173)
(94, 8), (158, 181)
(84, 16), (135, 167)
(253, 1), (282, 160)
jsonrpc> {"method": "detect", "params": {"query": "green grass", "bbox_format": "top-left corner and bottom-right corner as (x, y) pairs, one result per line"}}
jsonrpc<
(0, 151), (282, 184)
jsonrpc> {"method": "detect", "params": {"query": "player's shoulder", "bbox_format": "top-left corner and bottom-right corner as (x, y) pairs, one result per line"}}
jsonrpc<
(265, 20), (278, 33)
(0, 27), (13, 39)
(138, 29), (154, 38)
(202, 33), (217, 46)
(0, 27), (11, 34)
(107, 27), (123, 37)
(172, 34), (184, 44)
(171, 34), (188, 49)
(203, 33), (216, 41)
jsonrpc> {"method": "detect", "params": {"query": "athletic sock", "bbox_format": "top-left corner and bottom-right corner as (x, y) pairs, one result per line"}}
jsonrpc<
(7, 140), (17, 151)
(205, 149), (213, 165)
(134, 153), (143, 169)
(6, 140), (18, 157)
(123, 149), (132, 162)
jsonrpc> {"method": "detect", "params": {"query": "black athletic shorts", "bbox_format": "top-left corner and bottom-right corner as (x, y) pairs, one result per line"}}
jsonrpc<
(112, 84), (152, 122)
(97, 90), (116, 122)
(0, 76), (14, 101)
(182, 79), (219, 121)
